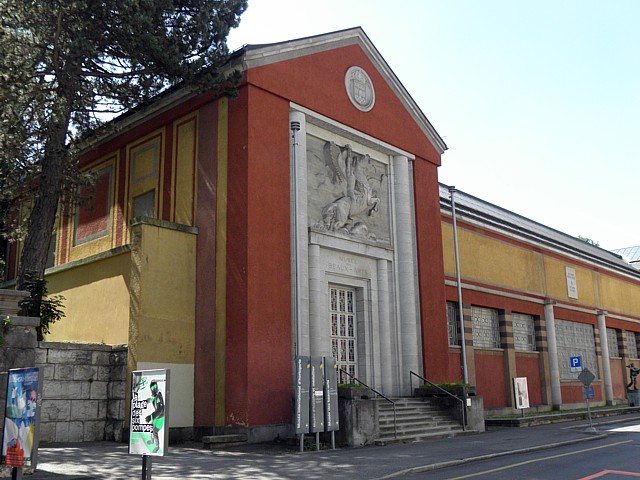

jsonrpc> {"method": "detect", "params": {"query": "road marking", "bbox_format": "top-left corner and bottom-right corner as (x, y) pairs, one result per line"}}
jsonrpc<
(578, 469), (640, 479)
(444, 440), (632, 480)
(608, 424), (640, 433)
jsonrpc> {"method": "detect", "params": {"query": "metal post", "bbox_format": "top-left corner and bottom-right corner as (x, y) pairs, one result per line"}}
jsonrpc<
(449, 186), (469, 385)
(11, 467), (22, 480)
(142, 455), (152, 480)
(291, 120), (301, 358)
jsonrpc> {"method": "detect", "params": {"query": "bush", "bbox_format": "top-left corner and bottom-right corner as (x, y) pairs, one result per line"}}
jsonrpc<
(19, 274), (65, 341)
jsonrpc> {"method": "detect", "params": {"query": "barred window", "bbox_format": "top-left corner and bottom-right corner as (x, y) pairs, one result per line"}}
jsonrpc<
(471, 306), (500, 349)
(625, 331), (639, 359)
(606, 328), (620, 358)
(555, 319), (598, 380)
(330, 286), (357, 383)
(446, 302), (461, 346)
(513, 313), (536, 352)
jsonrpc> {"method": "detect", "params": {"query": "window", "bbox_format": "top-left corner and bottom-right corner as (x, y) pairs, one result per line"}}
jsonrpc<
(625, 331), (639, 359)
(133, 190), (156, 218)
(471, 306), (500, 349)
(330, 286), (357, 383)
(556, 319), (598, 380)
(74, 165), (112, 245)
(446, 302), (461, 346)
(513, 313), (536, 352)
(607, 328), (620, 358)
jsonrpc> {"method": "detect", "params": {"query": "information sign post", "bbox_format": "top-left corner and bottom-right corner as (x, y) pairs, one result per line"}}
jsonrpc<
(578, 368), (596, 432)
(309, 357), (325, 451)
(294, 356), (310, 452)
(323, 357), (339, 449)
(129, 369), (170, 479)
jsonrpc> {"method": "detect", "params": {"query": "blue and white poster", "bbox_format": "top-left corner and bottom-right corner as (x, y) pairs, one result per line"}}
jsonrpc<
(2, 367), (42, 468)
(129, 369), (170, 456)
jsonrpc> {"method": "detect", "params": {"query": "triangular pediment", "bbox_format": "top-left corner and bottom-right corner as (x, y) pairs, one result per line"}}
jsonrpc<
(236, 27), (447, 155)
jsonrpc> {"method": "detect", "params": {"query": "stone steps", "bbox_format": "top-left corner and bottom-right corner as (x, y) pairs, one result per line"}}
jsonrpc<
(375, 397), (472, 445)
(202, 434), (248, 449)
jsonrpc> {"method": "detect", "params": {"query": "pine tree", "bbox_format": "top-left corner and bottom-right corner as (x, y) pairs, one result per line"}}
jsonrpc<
(0, 0), (247, 289)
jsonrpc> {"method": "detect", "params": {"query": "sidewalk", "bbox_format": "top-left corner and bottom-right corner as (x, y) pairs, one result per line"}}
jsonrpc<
(13, 413), (640, 480)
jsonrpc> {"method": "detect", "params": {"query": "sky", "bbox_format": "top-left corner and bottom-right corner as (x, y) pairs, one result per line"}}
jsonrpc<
(226, 1), (639, 251)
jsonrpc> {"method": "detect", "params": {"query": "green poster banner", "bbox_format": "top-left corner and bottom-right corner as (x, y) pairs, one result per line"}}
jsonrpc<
(129, 369), (170, 456)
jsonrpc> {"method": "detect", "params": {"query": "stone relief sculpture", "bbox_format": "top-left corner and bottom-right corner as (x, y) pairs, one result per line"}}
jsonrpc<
(308, 139), (388, 243)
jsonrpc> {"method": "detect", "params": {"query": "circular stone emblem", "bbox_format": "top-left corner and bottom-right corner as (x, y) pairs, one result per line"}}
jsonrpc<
(345, 66), (375, 112)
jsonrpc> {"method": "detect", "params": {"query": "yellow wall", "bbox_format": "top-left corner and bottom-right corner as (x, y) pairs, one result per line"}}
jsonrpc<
(443, 222), (640, 317)
(128, 222), (197, 366)
(443, 224), (543, 294)
(45, 250), (131, 344)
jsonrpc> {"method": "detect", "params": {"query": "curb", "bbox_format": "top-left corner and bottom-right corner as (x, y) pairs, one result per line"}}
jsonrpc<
(376, 433), (608, 479)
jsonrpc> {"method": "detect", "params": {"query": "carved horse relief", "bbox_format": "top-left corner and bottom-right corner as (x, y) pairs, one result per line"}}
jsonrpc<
(312, 141), (386, 241)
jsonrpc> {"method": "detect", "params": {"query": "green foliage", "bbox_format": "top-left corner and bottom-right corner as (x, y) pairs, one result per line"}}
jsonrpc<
(0, 316), (12, 347)
(0, 0), (248, 287)
(578, 235), (600, 247)
(18, 274), (65, 341)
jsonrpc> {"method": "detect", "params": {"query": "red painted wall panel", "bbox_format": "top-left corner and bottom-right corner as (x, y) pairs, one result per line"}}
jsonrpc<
(225, 85), (292, 427)
(474, 351), (508, 408)
(610, 358), (626, 401)
(225, 89), (250, 425)
(561, 384), (602, 404)
(414, 159), (448, 381)
(246, 45), (442, 166)
(244, 86), (292, 426)
(447, 350), (464, 383)
(194, 100), (219, 426)
(515, 354), (543, 406)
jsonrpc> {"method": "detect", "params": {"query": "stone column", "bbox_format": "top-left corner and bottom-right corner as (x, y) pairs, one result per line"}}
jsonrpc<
(308, 244), (329, 357)
(544, 299), (562, 409)
(393, 154), (420, 392)
(290, 111), (310, 356)
(377, 259), (393, 394)
(499, 311), (517, 408)
(597, 310), (614, 405)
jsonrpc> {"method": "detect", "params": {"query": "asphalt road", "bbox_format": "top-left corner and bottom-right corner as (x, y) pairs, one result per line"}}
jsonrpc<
(409, 422), (640, 479)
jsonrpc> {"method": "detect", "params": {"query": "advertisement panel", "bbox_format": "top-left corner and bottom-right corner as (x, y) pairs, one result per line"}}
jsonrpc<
(129, 369), (170, 456)
(513, 377), (530, 409)
(2, 367), (42, 468)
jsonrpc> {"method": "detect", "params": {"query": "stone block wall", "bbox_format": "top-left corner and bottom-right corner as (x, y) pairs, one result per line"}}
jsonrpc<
(36, 342), (127, 443)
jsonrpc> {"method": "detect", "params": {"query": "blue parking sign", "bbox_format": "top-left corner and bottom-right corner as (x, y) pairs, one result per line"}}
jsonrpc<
(570, 356), (582, 372)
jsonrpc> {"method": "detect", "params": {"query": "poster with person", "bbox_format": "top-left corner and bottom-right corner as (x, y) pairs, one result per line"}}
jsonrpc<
(129, 369), (170, 456)
(2, 367), (42, 468)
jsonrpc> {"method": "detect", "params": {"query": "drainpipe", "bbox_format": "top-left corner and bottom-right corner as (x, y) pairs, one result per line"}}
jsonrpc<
(291, 119), (301, 358)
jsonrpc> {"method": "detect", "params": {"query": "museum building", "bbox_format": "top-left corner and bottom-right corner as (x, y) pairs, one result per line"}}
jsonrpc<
(3, 28), (640, 440)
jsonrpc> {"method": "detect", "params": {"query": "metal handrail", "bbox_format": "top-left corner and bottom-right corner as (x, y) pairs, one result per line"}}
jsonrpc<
(409, 371), (466, 431)
(339, 369), (397, 440)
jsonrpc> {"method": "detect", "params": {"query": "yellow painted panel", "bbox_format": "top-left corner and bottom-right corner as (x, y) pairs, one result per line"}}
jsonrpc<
(442, 221), (640, 315)
(442, 223), (543, 294)
(543, 257), (596, 304)
(45, 251), (131, 344)
(129, 223), (196, 365)
(599, 275), (640, 317)
(174, 116), (197, 225)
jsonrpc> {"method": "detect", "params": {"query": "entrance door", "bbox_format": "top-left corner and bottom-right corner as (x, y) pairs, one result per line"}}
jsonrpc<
(330, 286), (357, 383)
